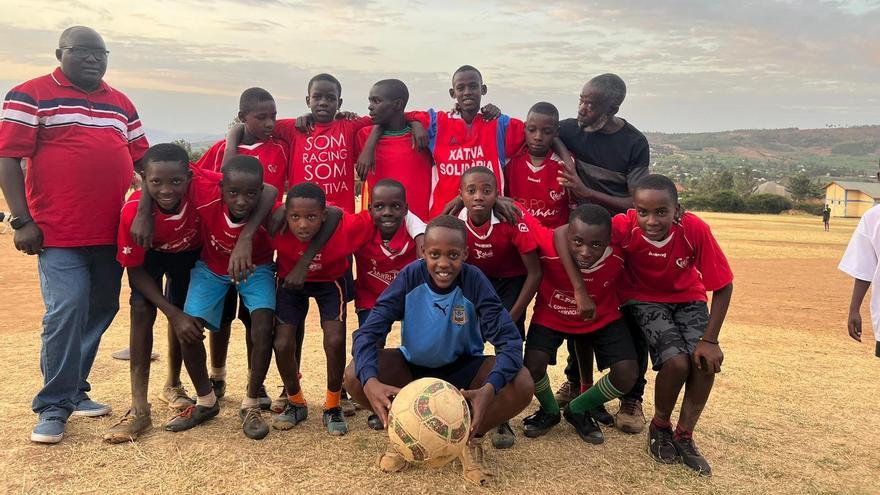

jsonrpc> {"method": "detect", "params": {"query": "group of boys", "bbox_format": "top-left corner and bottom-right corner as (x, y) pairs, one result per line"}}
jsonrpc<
(96, 64), (732, 484)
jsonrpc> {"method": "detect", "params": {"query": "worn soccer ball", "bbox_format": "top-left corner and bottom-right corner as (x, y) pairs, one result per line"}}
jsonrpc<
(387, 377), (471, 468)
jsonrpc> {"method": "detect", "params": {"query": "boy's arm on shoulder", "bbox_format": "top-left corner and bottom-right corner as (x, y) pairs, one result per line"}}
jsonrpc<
(222, 124), (245, 168)
(131, 191), (154, 249)
(553, 225), (596, 321)
(228, 183), (278, 282)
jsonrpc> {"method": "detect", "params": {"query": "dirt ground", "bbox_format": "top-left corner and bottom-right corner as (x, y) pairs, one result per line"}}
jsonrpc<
(0, 207), (878, 495)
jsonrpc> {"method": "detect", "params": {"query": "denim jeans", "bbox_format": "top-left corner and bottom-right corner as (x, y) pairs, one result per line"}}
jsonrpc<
(32, 246), (122, 418)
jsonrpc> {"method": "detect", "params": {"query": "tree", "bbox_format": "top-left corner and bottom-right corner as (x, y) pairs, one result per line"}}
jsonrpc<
(171, 138), (205, 163)
(787, 172), (822, 202)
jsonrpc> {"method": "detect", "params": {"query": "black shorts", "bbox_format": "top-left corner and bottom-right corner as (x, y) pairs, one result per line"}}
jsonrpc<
(526, 319), (637, 371)
(276, 278), (346, 325)
(220, 287), (251, 325)
(129, 249), (200, 308)
(488, 274), (527, 338)
(403, 350), (488, 390)
(343, 262), (356, 303)
(627, 301), (709, 371)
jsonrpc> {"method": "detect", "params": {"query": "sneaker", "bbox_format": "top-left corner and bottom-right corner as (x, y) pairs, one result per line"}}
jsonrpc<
(156, 384), (195, 411)
(240, 406), (269, 440)
(563, 407), (604, 444)
(589, 404), (615, 426)
(322, 407), (348, 436)
(104, 409), (152, 443)
(340, 394), (357, 417)
(367, 414), (384, 431)
(31, 416), (66, 444)
(257, 384), (272, 411)
(210, 378), (226, 399)
(272, 401), (308, 430)
(459, 436), (493, 487)
(165, 403), (220, 432)
(648, 422), (679, 464)
(491, 422), (516, 449)
(378, 443), (408, 473)
(72, 398), (112, 417)
(522, 408), (561, 438)
(672, 435), (712, 476)
(615, 398), (646, 434)
(554, 380), (579, 408)
(270, 387), (287, 413)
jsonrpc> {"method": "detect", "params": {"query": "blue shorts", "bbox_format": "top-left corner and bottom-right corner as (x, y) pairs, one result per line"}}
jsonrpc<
(183, 261), (276, 331)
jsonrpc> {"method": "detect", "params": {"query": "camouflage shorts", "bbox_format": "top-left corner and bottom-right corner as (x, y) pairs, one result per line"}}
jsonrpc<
(628, 301), (709, 371)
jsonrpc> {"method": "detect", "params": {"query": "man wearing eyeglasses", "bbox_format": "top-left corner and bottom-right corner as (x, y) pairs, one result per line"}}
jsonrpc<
(0, 26), (149, 443)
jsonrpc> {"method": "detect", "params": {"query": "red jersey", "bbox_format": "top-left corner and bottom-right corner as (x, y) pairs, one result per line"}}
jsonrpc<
(275, 117), (372, 213)
(613, 210), (733, 303)
(355, 126), (432, 220)
(195, 138), (289, 202)
(190, 169), (274, 276)
(406, 110), (525, 218)
(456, 209), (537, 278)
(116, 189), (201, 267)
(505, 151), (573, 229)
(273, 210), (373, 281)
(532, 224), (625, 334)
(0, 68), (149, 247)
(353, 221), (421, 310)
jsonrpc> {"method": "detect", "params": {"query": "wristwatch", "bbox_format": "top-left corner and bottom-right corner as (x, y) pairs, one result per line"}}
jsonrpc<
(10, 215), (33, 230)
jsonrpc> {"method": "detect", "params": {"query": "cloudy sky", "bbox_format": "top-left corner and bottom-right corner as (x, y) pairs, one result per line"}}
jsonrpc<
(1, 0), (878, 139)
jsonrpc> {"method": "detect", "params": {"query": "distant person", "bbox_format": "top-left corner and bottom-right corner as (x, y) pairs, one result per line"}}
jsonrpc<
(839, 205), (880, 359)
(554, 73), (650, 434)
(823, 205), (831, 231)
(0, 26), (148, 444)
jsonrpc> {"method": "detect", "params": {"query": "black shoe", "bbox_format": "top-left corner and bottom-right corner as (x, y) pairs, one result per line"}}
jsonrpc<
(672, 435), (712, 476)
(165, 403), (220, 432)
(240, 406), (269, 440)
(256, 384), (271, 411)
(491, 421), (516, 449)
(522, 408), (561, 438)
(210, 379), (226, 399)
(588, 404), (615, 426)
(563, 407), (604, 444)
(648, 422), (679, 464)
(367, 414), (384, 431)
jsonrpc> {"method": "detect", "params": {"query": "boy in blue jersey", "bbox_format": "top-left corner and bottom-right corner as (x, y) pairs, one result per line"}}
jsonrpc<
(344, 215), (533, 487)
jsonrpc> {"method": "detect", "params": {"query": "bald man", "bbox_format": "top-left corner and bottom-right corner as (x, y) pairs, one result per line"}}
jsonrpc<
(0, 26), (149, 443)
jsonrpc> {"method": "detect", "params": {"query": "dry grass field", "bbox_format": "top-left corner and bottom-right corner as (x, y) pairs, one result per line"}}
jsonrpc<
(0, 208), (878, 494)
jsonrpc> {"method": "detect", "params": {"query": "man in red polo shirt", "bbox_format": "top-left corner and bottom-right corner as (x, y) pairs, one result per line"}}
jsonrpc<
(0, 26), (149, 444)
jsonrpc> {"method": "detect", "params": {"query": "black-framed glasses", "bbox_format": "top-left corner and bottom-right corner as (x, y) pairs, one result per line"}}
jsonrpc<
(60, 46), (109, 61)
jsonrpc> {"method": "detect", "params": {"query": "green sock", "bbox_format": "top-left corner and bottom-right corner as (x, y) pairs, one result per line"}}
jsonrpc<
(534, 375), (560, 414)
(568, 374), (623, 415)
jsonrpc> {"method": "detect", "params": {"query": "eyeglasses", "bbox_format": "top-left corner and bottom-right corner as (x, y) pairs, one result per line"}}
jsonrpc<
(60, 46), (110, 61)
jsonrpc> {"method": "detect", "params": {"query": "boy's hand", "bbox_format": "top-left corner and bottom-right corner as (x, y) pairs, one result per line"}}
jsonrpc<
(441, 197), (464, 216)
(228, 240), (255, 283)
(848, 310), (863, 342)
(558, 159), (591, 200)
(356, 150), (375, 181)
(130, 172), (142, 191)
(283, 265), (308, 291)
(460, 384), (493, 441)
(480, 104), (501, 120)
(130, 211), (154, 249)
(493, 196), (523, 225)
(574, 289), (596, 321)
(296, 113), (315, 133)
(14, 222), (44, 255)
(692, 341), (724, 373)
(410, 121), (429, 150)
(336, 111), (359, 120)
(363, 378), (401, 429)
(171, 311), (204, 344)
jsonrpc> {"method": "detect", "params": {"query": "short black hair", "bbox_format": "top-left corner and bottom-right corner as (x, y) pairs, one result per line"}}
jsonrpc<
(142, 143), (190, 172)
(453, 65), (482, 84)
(287, 181), (326, 209)
(308, 73), (342, 96)
(372, 178), (406, 200)
(634, 174), (678, 203)
(588, 73), (627, 108)
(528, 101), (560, 121)
(569, 204), (611, 230)
(373, 79), (409, 105)
(460, 166), (496, 187)
(239, 87), (274, 113)
(222, 155), (263, 182)
(425, 215), (467, 246)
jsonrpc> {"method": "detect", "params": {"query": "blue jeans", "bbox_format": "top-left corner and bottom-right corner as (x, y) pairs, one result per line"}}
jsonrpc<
(33, 246), (122, 418)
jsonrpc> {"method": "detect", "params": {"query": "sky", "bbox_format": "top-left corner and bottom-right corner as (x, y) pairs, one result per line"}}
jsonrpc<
(1, 0), (879, 141)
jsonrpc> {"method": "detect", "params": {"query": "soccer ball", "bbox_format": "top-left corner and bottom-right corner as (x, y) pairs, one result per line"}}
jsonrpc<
(387, 377), (471, 468)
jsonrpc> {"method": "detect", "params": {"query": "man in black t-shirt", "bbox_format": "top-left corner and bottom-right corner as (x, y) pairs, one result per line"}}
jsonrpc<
(555, 73), (649, 435)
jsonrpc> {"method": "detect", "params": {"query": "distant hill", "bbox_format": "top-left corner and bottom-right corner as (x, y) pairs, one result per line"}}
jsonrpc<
(646, 126), (880, 182)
